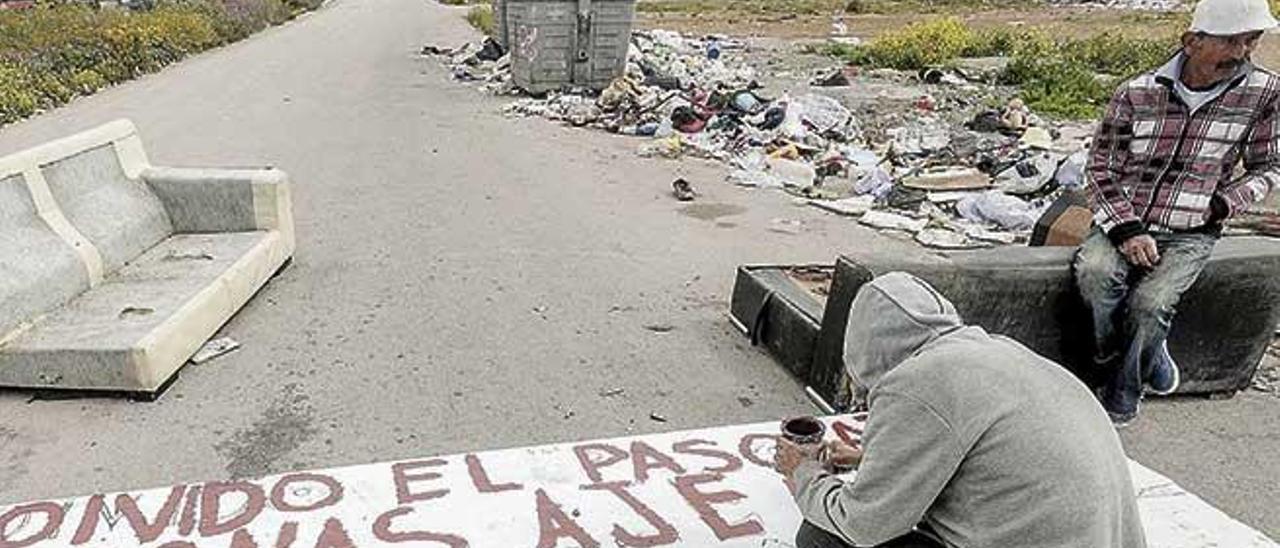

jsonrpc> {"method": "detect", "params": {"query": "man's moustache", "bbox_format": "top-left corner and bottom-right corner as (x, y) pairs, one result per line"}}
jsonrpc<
(1217, 59), (1245, 70)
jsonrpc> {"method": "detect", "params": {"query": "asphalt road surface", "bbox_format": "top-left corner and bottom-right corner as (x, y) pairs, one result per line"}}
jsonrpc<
(0, 0), (1275, 539)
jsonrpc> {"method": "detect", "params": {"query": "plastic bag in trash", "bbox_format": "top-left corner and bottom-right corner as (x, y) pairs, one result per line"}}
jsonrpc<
(854, 166), (894, 199)
(839, 146), (881, 171)
(890, 118), (950, 155)
(792, 94), (854, 135)
(995, 151), (1062, 196)
(767, 157), (818, 187)
(955, 190), (1039, 231)
(1054, 150), (1088, 189)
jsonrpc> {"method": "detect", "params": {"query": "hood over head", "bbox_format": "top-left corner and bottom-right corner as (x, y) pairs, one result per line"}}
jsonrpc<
(843, 272), (964, 400)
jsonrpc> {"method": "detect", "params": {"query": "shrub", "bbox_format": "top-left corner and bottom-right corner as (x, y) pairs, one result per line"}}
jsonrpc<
(826, 19), (1177, 118)
(851, 18), (976, 70)
(465, 5), (494, 36)
(0, 0), (321, 126)
(1000, 31), (1175, 117)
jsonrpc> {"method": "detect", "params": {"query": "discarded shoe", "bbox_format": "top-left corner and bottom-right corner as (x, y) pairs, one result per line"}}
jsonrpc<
(672, 178), (697, 201)
(811, 68), (851, 87)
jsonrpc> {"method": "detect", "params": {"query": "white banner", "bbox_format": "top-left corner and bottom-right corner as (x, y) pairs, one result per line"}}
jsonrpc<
(0, 415), (1273, 547)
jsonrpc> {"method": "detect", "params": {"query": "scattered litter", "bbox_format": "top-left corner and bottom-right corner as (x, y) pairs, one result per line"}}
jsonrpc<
(995, 151), (1060, 196)
(915, 228), (986, 249)
(927, 190), (985, 203)
(854, 167), (894, 200)
(960, 223), (1019, 244)
(426, 27), (1093, 249)
(767, 157), (818, 187)
(191, 337), (240, 364)
(1019, 126), (1055, 150)
(811, 67), (852, 87)
(809, 195), (874, 216)
(1054, 150), (1088, 189)
(956, 190), (1045, 231)
(672, 178), (697, 201)
(902, 167), (991, 191)
(859, 210), (928, 233)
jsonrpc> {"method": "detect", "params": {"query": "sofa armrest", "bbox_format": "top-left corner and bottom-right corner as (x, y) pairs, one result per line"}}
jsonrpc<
(141, 167), (294, 241)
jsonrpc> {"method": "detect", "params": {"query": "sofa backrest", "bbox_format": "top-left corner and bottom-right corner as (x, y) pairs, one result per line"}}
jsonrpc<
(0, 120), (170, 339)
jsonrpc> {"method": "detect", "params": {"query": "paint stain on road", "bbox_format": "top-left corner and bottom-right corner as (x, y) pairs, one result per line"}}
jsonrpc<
(677, 203), (746, 222)
(215, 383), (318, 479)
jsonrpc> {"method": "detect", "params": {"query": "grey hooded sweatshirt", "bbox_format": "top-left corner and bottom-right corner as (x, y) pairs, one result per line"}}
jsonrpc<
(792, 272), (1146, 548)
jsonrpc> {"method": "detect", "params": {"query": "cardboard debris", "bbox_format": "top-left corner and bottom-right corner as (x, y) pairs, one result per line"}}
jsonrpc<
(859, 210), (928, 233)
(915, 228), (987, 249)
(809, 196), (875, 216)
(902, 167), (992, 191)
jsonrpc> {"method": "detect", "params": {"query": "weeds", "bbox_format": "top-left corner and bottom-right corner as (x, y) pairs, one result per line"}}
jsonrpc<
(464, 5), (494, 36)
(824, 18), (1178, 118)
(636, 0), (1040, 16)
(638, 0), (850, 15)
(0, 0), (322, 125)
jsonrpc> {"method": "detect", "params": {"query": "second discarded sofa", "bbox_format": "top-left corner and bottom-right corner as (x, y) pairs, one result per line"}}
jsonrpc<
(806, 240), (1280, 405)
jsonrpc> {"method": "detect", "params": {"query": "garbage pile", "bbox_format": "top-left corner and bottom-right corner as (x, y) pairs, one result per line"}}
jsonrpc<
(423, 30), (1097, 249)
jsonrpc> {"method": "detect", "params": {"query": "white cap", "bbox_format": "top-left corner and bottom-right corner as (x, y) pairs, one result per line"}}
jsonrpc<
(1190, 0), (1278, 35)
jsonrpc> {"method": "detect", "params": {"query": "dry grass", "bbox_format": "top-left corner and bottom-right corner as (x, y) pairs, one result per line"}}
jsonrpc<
(465, 5), (495, 36)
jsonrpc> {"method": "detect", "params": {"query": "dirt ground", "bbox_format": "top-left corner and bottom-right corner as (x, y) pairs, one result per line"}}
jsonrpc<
(637, 5), (1280, 70)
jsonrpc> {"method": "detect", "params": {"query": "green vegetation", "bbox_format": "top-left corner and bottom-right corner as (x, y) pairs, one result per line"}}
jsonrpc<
(0, 0), (322, 126)
(637, 0), (1039, 16)
(465, 4), (494, 36)
(823, 18), (1178, 118)
(638, 0), (850, 15)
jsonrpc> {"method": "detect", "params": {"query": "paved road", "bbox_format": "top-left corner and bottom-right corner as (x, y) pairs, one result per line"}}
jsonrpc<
(0, 0), (1276, 539)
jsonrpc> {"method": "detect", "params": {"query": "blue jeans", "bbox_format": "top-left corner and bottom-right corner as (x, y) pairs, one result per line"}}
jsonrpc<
(1072, 229), (1216, 415)
(796, 522), (943, 548)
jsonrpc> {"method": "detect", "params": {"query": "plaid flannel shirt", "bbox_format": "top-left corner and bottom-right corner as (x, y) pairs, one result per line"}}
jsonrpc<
(1086, 53), (1280, 244)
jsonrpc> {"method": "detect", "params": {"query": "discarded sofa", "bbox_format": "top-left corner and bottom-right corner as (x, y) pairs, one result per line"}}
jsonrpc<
(731, 239), (1280, 408)
(0, 120), (295, 395)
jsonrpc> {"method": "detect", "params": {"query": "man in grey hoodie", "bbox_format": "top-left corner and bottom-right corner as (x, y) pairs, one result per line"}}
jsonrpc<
(775, 273), (1146, 548)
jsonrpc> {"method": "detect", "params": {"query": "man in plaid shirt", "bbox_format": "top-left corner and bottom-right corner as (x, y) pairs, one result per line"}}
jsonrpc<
(1075, 0), (1280, 426)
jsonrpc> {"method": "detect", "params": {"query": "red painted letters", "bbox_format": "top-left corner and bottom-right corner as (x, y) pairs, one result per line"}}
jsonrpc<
(534, 489), (599, 548)
(629, 442), (686, 484)
(672, 473), (764, 541)
(116, 486), (186, 543)
(391, 460), (450, 504)
(270, 473), (344, 512)
(0, 502), (63, 548)
(372, 506), (469, 547)
(581, 482), (679, 546)
(572, 443), (629, 484)
(465, 454), (522, 493)
(671, 439), (743, 475)
(199, 481), (267, 537)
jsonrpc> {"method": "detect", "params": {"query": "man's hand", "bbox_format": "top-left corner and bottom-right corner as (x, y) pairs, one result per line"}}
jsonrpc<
(1120, 234), (1160, 268)
(774, 438), (822, 479)
(821, 440), (864, 472)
